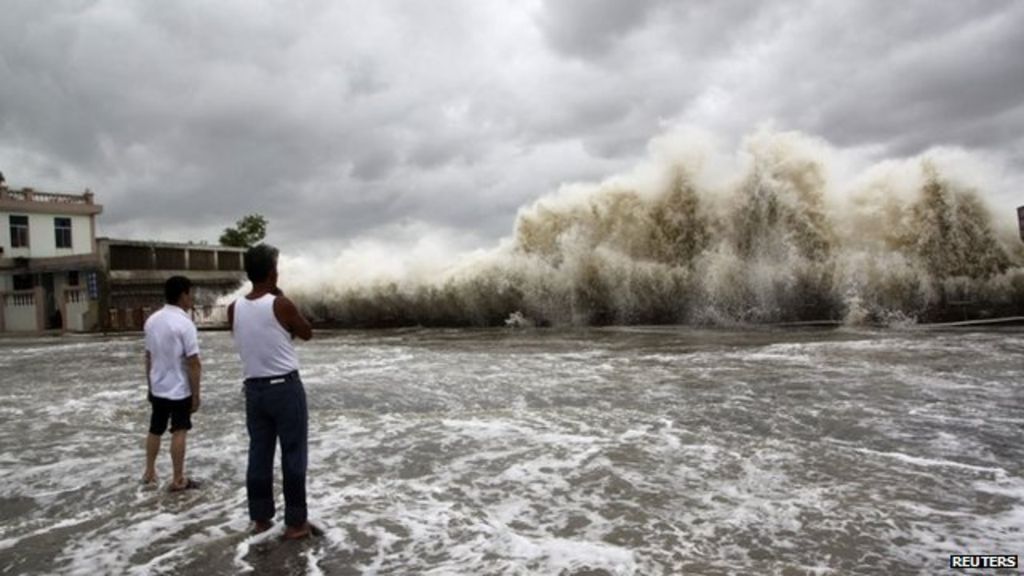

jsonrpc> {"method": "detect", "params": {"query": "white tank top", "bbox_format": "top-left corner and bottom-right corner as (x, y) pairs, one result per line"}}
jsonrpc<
(232, 294), (300, 379)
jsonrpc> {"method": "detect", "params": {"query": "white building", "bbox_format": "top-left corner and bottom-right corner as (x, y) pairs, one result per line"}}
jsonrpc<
(0, 184), (103, 332)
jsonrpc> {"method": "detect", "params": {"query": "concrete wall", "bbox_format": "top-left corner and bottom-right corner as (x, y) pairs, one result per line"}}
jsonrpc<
(64, 287), (91, 332)
(3, 292), (38, 331)
(0, 212), (93, 258)
(56, 273), (99, 332)
(0, 271), (101, 332)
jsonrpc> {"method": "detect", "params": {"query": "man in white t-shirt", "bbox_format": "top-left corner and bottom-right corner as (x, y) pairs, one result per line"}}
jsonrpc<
(142, 275), (202, 491)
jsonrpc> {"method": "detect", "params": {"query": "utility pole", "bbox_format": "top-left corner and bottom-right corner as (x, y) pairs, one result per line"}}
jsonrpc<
(1018, 206), (1024, 243)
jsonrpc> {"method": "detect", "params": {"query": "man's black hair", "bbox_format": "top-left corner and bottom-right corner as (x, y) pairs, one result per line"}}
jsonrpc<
(165, 275), (192, 305)
(244, 243), (279, 283)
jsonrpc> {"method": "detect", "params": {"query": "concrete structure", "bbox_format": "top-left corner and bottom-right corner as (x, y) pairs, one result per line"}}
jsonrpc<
(97, 238), (247, 331)
(0, 185), (103, 332)
(1018, 205), (1023, 243)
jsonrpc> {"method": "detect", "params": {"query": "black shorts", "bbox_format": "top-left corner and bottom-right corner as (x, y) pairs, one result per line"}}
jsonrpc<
(149, 395), (193, 435)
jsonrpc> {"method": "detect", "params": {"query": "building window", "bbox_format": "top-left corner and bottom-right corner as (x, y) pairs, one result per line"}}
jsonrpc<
(55, 217), (72, 249)
(13, 274), (33, 291)
(68, 271), (80, 286)
(10, 215), (29, 248)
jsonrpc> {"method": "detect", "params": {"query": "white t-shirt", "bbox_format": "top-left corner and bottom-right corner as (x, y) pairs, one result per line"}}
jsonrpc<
(144, 305), (200, 400)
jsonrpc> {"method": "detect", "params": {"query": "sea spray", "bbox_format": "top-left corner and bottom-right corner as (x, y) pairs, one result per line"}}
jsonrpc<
(288, 128), (1024, 327)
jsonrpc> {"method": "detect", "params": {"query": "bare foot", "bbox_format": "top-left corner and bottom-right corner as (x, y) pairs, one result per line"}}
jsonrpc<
(282, 522), (311, 540)
(141, 473), (157, 485)
(168, 478), (200, 492)
(252, 520), (274, 535)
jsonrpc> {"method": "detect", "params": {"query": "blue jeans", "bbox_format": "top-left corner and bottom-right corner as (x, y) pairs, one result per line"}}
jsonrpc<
(244, 371), (308, 527)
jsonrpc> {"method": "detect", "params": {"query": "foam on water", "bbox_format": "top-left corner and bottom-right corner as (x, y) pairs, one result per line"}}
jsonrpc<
(1, 327), (1022, 574)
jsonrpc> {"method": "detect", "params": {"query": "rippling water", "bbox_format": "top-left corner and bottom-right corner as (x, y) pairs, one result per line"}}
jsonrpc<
(0, 327), (1022, 575)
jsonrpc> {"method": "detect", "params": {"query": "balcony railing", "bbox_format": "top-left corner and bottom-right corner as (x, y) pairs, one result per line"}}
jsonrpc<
(3, 291), (35, 307)
(0, 187), (95, 205)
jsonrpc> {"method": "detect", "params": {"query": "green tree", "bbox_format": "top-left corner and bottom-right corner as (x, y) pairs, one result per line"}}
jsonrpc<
(220, 214), (267, 248)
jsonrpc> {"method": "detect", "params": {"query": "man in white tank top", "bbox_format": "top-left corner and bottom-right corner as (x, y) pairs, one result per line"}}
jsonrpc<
(228, 244), (313, 540)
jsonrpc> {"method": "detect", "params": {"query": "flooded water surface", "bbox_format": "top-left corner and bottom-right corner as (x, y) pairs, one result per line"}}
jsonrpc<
(0, 327), (1022, 575)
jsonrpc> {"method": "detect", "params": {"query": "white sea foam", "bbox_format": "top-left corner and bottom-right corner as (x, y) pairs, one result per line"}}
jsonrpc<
(2, 329), (1023, 573)
(854, 448), (1007, 478)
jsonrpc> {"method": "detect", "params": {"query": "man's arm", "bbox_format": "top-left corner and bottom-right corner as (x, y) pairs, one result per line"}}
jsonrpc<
(145, 351), (152, 400)
(182, 324), (202, 412)
(273, 294), (313, 341)
(187, 354), (201, 413)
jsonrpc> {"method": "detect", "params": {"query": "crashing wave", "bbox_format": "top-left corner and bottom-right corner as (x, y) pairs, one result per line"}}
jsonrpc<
(293, 129), (1024, 327)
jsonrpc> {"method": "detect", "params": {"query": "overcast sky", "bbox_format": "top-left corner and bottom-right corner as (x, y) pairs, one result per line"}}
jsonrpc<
(2, 0), (1022, 256)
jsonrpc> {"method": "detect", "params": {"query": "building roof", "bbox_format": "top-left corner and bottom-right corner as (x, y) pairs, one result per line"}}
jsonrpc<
(0, 187), (102, 216)
(97, 238), (248, 252)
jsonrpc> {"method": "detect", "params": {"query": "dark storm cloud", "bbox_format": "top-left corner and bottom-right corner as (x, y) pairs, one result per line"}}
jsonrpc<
(535, 0), (664, 59)
(0, 0), (1021, 253)
(799, 2), (1023, 155)
(535, 0), (764, 63)
(676, 0), (1024, 154)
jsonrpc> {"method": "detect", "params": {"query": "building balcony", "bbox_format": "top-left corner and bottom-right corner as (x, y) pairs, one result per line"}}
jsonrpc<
(0, 187), (103, 216)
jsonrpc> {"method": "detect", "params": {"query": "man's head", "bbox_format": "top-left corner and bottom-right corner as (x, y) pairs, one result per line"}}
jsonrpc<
(244, 243), (279, 285)
(164, 275), (193, 310)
